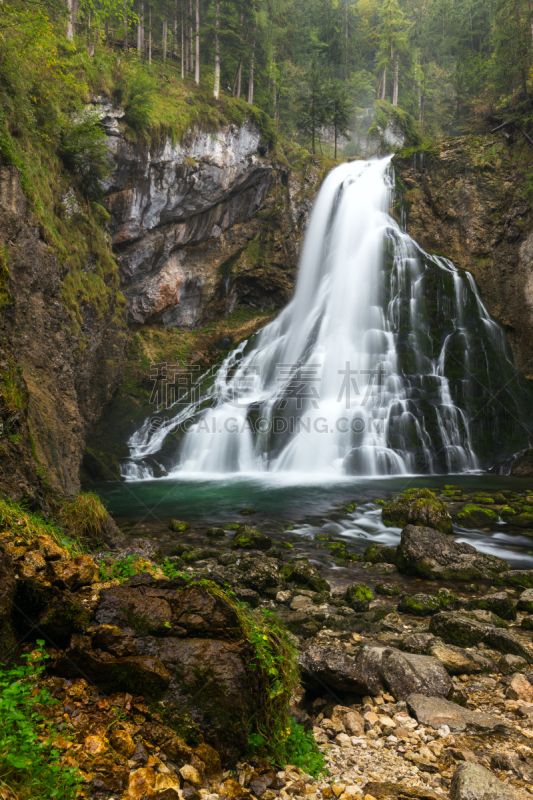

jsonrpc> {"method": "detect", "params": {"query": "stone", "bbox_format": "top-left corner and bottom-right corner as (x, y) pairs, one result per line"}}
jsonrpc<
(128, 767), (156, 799)
(232, 526), (272, 551)
(0, 548), (17, 664)
(468, 592), (517, 621)
(396, 525), (508, 581)
(429, 613), (488, 648)
(450, 761), (520, 800)
(20, 550), (47, 578)
(180, 765), (202, 788)
(48, 554), (98, 589)
(382, 488), (453, 533)
(154, 774), (181, 792)
(375, 583), (401, 597)
(232, 587), (260, 608)
(456, 506), (498, 528)
(54, 634), (172, 697)
(380, 649), (452, 701)
(166, 585), (242, 639)
(282, 558), (330, 593)
(496, 569), (533, 589)
(506, 672), (533, 702)
(344, 583), (373, 612)
(84, 734), (108, 755)
(483, 628), (531, 661)
(298, 645), (371, 694)
(109, 727), (136, 757)
(397, 593), (440, 616)
(402, 633), (436, 654)
(406, 694), (506, 733)
(363, 544), (399, 565)
(427, 639), (487, 675)
(361, 782), (441, 799)
(499, 653), (528, 673)
(237, 558), (282, 592)
(169, 520), (191, 532)
(95, 585), (172, 635)
(517, 587), (533, 613)
(290, 595), (314, 611)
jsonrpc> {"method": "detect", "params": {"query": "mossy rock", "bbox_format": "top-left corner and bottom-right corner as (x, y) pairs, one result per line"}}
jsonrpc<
(456, 505), (498, 528)
(169, 519), (191, 532)
(363, 543), (398, 565)
(512, 512), (533, 528)
(517, 588), (533, 613)
(397, 592), (440, 616)
(225, 523), (240, 530)
(470, 494), (495, 505)
(468, 592), (517, 621)
(239, 508), (257, 515)
(375, 582), (401, 597)
(231, 526), (272, 551)
(281, 558), (330, 593)
(500, 506), (516, 520)
(344, 583), (373, 612)
(521, 616), (533, 630)
(382, 488), (453, 534)
(206, 528), (225, 537)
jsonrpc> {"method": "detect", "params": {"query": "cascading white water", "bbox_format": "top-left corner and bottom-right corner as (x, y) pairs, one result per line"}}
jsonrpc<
(122, 158), (532, 480)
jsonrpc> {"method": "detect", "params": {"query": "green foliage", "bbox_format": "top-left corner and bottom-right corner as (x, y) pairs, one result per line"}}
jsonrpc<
(1, 359), (24, 413)
(161, 558), (182, 579)
(98, 555), (138, 582)
(0, 497), (80, 554)
(59, 491), (110, 546)
(58, 108), (112, 198)
(0, 641), (82, 799)
(120, 68), (155, 134)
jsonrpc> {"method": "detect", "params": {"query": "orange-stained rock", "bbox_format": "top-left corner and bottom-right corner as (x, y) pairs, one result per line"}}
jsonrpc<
(84, 734), (109, 756)
(127, 767), (156, 799)
(194, 742), (221, 777)
(179, 765), (202, 788)
(155, 773), (181, 792)
(36, 535), (67, 561)
(19, 550), (46, 578)
(109, 728), (136, 758)
(49, 554), (97, 589)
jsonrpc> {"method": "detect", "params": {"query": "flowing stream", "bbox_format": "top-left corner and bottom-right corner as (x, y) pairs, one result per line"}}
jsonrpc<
(121, 158), (532, 481)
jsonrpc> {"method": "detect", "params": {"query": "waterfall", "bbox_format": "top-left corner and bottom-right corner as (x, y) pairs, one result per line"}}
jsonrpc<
(122, 158), (532, 481)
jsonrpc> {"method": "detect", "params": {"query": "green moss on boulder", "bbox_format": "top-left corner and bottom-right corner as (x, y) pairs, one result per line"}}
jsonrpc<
(456, 505), (498, 528)
(344, 583), (373, 612)
(382, 488), (453, 534)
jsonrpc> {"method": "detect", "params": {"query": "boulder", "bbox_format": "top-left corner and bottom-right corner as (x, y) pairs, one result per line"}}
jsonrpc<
(456, 505), (498, 528)
(382, 489), (453, 533)
(298, 644), (372, 694)
(380, 649), (452, 701)
(231, 526), (272, 551)
(517, 587), (533, 613)
(344, 583), (373, 612)
(450, 762), (520, 800)
(397, 593), (440, 616)
(506, 672), (533, 702)
(48, 554), (98, 589)
(427, 639), (491, 675)
(236, 557), (282, 592)
(429, 613), (488, 648)
(406, 694), (507, 734)
(157, 585), (242, 640)
(375, 582), (401, 597)
(281, 558), (330, 593)
(363, 543), (398, 565)
(95, 586), (172, 635)
(396, 525), (508, 581)
(496, 570), (533, 589)
(299, 643), (452, 700)
(468, 592), (517, 621)
(483, 629), (531, 662)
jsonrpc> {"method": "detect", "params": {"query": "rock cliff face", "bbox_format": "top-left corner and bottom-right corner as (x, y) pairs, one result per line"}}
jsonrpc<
(0, 166), (126, 497)
(102, 107), (318, 329)
(393, 136), (533, 379)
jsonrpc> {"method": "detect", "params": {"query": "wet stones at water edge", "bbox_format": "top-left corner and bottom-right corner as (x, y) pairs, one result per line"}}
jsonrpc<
(382, 489), (453, 534)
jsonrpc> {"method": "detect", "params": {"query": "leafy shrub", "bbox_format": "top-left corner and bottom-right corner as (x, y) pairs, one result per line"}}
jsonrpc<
(98, 554), (138, 582)
(0, 642), (82, 799)
(122, 70), (155, 133)
(0, 498), (76, 552)
(58, 108), (111, 198)
(1, 359), (23, 412)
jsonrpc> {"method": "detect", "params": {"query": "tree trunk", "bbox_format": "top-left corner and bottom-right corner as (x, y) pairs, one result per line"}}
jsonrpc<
(181, 10), (184, 77)
(163, 17), (167, 61)
(149, 5), (152, 63)
(124, 14), (128, 48)
(195, 0), (200, 85)
(334, 123), (337, 159)
(392, 56), (399, 106)
(214, 0), (220, 98)
(345, 1), (348, 80)
(248, 28), (257, 103)
(233, 13), (244, 97)
(174, 1), (178, 59)
(380, 66), (386, 100)
(65, 0), (74, 41)
(138, 1), (144, 54)
(189, 0), (193, 74)
(311, 95), (315, 155)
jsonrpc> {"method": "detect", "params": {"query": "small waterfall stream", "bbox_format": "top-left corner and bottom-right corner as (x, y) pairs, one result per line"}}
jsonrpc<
(122, 158), (532, 481)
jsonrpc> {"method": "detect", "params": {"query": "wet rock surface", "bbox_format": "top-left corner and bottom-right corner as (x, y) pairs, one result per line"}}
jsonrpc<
(5, 497), (533, 799)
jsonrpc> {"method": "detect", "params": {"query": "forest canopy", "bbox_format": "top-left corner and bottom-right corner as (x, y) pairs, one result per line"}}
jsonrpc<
(1, 0), (533, 159)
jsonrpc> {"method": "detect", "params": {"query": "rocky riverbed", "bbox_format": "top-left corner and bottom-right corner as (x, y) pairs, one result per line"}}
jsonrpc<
(3, 487), (533, 799)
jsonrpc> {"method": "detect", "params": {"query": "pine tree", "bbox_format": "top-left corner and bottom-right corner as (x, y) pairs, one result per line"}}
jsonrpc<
(328, 79), (352, 158)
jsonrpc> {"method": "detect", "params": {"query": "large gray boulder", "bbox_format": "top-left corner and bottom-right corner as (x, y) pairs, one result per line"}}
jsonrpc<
(407, 695), (508, 734)
(298, 644), (452, 700)
(450, 762), (520, 800)
(397, 525), (509, 581)
(427, 639), (494, 675)
(429, 612), (532, 662)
